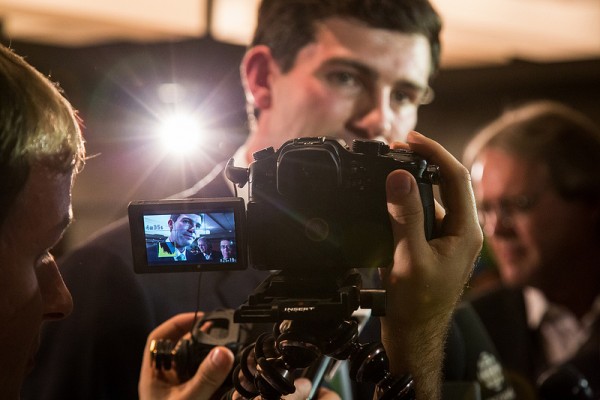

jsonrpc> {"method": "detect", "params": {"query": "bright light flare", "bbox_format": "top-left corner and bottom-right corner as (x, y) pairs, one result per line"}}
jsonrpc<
(157, 112), (203, 154)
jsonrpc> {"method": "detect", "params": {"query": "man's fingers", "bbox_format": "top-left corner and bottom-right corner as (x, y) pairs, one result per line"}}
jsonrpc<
(403, 131), (482, 287)
(386, 169), (428, 253)
(148, 312), (201, 342)
(141, 313), (199, 372)
(186, 346), (234, 399)
(405, 131), (480, 240)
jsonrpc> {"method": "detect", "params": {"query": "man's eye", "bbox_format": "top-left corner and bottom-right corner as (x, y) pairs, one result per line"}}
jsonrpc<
(510, 195), (536, 212)
(326, 71), (361, 88)
(391, 89), (416, 106)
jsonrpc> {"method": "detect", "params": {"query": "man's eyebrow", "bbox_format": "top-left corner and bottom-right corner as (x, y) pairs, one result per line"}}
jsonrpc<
(320, 57), (428, 92)
(321, 58), (377, 79)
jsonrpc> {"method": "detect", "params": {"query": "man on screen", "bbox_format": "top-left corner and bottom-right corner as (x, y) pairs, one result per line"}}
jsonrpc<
(194, 237), (219, 261)
(219, 239), (236, 263)
(147, 214), (203, 263)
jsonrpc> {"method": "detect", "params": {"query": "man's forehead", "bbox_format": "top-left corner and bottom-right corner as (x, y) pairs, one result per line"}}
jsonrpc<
(474, 150), (549, 191)
(178, 214), (202, 221)
(308, 18), (431, 81)
(3, 166), (73, 245)
(320, 17), (422, 43)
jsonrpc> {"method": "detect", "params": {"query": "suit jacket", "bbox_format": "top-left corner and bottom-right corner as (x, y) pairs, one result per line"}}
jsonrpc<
(469, 287), (600, 398)
(146, 241), (203, 264)
(22, 166), (270, 400)
(198, 250), (219, 262)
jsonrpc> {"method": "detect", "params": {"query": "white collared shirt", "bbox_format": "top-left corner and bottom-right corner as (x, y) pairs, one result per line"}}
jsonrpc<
(524, 286), (600, 366)
(166, 238), (186, 261)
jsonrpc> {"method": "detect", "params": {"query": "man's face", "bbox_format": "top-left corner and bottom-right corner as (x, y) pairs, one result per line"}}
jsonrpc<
(198, 240), (209, 253)
(0, 165), (74, 395)
(472, 149), (596, 288)
(259, 17), (432, 148)
(168, 214), (201, 249)
(220, 241), (232, 258)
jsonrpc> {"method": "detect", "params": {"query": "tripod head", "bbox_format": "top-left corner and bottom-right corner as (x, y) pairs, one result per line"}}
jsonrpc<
(234, 269), (386, 323)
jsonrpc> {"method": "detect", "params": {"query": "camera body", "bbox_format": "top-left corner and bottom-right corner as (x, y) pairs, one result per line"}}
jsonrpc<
(228, 137), (438, 272)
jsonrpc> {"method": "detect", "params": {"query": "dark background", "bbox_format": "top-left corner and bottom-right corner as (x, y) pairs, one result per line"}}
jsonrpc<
(3, 36), (599, 252)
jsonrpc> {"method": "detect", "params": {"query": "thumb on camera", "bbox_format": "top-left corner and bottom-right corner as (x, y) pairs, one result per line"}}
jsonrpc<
(188, 346), (234, 399)
(386, 169), (425, 243)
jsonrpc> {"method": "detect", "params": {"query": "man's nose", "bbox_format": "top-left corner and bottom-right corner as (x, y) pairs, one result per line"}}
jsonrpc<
(349, 88), (396, 141)
(37, 255), (73, 321)
(481, 209), (515, 238)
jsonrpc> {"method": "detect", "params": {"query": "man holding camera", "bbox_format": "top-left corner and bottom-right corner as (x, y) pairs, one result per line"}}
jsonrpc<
(23, 1), (486, 399)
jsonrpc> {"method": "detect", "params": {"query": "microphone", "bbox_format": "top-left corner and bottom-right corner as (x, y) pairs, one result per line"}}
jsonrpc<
(444, 303), (516, 400)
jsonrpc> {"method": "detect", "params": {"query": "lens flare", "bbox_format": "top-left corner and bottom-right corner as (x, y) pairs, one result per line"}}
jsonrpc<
(157, 112), (203, 154)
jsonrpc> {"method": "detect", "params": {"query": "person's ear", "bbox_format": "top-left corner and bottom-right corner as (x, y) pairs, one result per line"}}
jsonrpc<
(241, 45), (278, 111)
(167, 219), (174, 232)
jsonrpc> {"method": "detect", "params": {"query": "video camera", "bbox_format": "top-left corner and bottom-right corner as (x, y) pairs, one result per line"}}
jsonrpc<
(128, 137), (439, 399)
(130, 137), (437, 274)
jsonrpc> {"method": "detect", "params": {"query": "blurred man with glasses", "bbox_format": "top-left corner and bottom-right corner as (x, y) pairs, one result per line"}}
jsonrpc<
(463, 100), (600, 397)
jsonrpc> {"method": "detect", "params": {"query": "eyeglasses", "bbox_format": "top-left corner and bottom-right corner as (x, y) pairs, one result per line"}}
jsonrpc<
(394, 85), (435, 108)
(419, 86), (435, 105)
(477, 191), (544, 229)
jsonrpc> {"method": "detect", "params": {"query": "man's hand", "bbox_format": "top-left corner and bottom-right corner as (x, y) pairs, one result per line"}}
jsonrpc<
(139, 312), (234, 400)
(380, 131), (483, 399)
(140, 313), (341, 400)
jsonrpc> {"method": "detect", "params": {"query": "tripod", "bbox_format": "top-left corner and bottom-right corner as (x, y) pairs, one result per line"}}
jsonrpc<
(229, 269), (416, 400)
